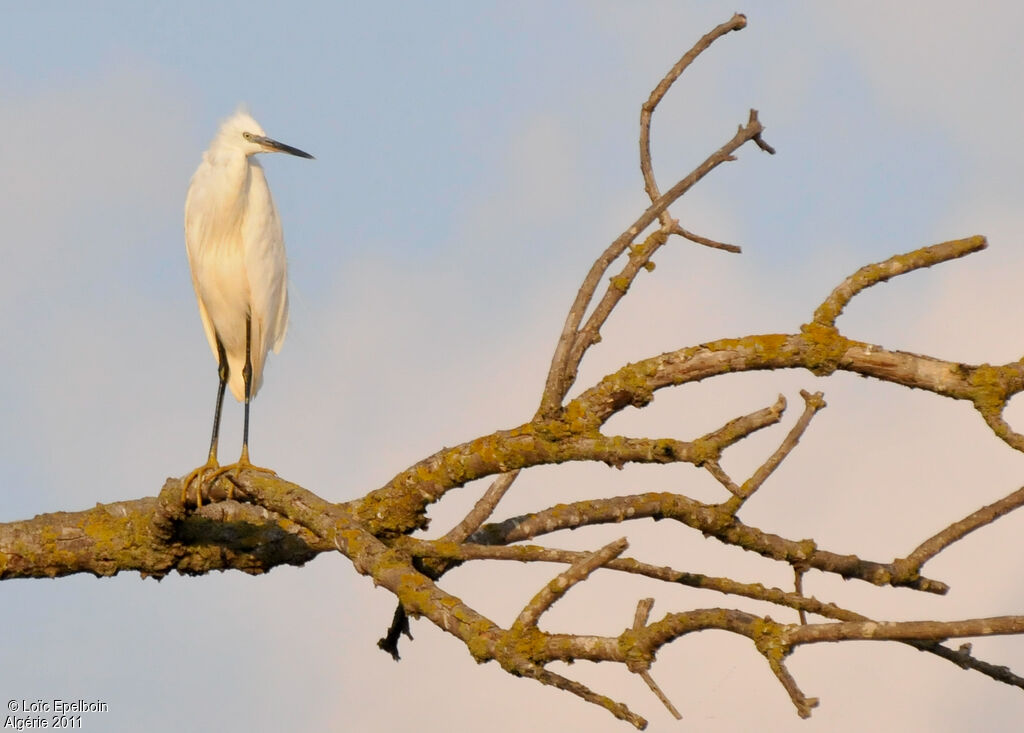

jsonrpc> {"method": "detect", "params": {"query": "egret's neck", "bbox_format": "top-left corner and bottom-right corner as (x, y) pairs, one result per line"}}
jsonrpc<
(192, 151), (256, 245)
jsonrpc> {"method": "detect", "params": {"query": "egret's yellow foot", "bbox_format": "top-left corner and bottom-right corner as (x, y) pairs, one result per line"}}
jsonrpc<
(181, 457), (219, 507)
(204, 453), (276, 500)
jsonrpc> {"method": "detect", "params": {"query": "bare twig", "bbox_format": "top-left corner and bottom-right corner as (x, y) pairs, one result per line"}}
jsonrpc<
(639, 13), (747, 210)
(671, 223), (741, 253)
(743, 390), (823, 497)
(513, 538), (628, 629)
(721, 390), (826, 513)
(703, 458), (743, 496)
(924, 642), (1024, 689)
(977, 406), (1024, 455)
(764, 652), (819, 719)
(813, 237), (987, 328)
(633, 597), (655, 628)
(902, 485), (1024, 572)
(568, 221), (674, 373)
(752, 133), (776, 155)
(637, 13), (746, 258)
(527, 665), (647, 730)
(794, 567), (808, 625)
(441, 470), (521, 543)
(785, 616), (1024, 645)
(690, 394), (788, 454)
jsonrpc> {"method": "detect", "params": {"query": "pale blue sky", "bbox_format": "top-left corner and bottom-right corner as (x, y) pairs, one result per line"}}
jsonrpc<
(3, 3), (1024, 732)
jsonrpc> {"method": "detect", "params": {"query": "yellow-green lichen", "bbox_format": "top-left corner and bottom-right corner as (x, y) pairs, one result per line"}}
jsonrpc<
(799, 322), (846, 376)
(617, 629), (653, 672)
(750, 616), (789, 662)
(610, 275), (630, 293)
(686, 437), (719, 467)
(967, 363), (1009, 416)
(498, 624), (549, 669)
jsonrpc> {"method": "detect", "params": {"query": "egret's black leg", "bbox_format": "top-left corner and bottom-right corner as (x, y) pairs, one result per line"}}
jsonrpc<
(232, 313), (274, 474)
(201, 314), (276, 499)
(182, 335), (229, 505)
(235, 313), (273, 474)
(209, 334), (229, 463)
(240, 314), (253, 464)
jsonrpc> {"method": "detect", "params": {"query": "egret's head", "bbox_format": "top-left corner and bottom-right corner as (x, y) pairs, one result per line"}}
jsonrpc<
(212, 108), (314, 160)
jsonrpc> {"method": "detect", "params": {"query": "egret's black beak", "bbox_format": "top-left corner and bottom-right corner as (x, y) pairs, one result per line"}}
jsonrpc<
(257, 135), (315, 159)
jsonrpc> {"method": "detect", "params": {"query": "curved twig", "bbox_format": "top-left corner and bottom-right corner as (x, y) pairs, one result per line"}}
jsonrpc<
(813, 236), (986, 328)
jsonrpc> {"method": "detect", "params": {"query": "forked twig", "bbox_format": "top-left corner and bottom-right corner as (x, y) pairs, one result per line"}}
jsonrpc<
(538, 10), (770, 417)
(720, 390), (826, 514)
(631, 598), (682, 720)
(543, 110), (772, 414)
(640, 13), (746, 224)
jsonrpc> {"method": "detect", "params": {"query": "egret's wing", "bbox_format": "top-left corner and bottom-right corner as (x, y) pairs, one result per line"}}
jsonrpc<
(241, 161), (289, 398)
(184, 173), (223, 367)
(189, 268), (221, 364)
(270, 281), (289, 354)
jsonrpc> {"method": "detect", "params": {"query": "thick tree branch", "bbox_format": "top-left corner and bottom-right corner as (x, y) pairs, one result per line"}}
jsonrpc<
(0, 489), (325, 580)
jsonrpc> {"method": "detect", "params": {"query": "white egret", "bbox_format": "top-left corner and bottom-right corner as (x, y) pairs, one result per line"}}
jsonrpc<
(182, 109), (313, 502)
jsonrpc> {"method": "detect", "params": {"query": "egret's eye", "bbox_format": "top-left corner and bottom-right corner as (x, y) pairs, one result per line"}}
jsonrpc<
(242, 132), (255, 142)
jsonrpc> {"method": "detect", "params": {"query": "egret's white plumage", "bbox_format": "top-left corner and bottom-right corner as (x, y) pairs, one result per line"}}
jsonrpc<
(182, 109), (312, 498)
(186, 110), (295, 400)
